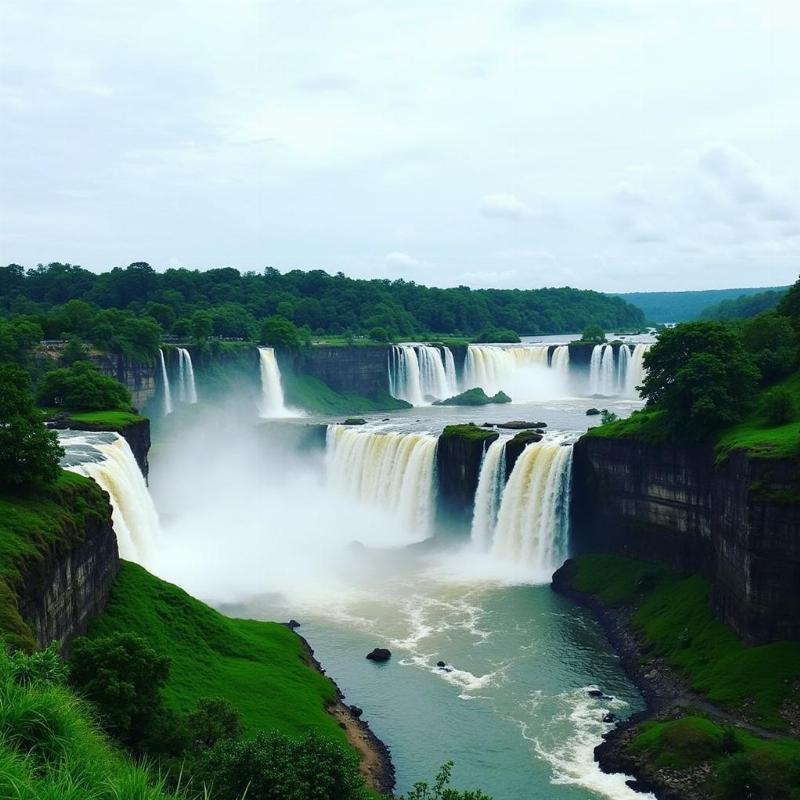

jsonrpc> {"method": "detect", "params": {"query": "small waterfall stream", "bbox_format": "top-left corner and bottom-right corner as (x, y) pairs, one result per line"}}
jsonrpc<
(589, 345), (616, 396)
(177, 347), (198, 404)
(463, 345), (568, 401)
(158, 348), (173, 415)
(470, 436), (573, 573)
(60, 431), (159, 566)
(389, 345), (458, 405)
(258, 347), (289, 417)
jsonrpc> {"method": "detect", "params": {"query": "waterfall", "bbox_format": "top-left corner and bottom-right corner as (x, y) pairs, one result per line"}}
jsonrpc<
(258, 347), (289, 417)
(59, 431), (159, 566)
(625, 343), (651, 398)
(550, 345), (570, 375)
(158, 348), (173, 415)
(389, 345), (458, 405)
(489, 437), (573, 572)
(177, 348), (198, 404)
(589, 344), (616, 396)
(470, 438), (508, 550)
(616, 344), (630, 395)
(326, 425), (438, 537)
(463, 345), (565, 401)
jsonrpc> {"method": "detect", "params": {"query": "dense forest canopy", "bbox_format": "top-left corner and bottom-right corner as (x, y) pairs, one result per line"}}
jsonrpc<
(0, 262), (644, 343)
(616, 286), (788, 323)
(699, 288), (787, 321)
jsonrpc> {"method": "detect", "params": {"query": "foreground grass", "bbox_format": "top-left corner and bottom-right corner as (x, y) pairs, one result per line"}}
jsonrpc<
(282, 372), (411, 415)
(87, 562), (345, 742)
(40, 406), (146, 431)
(0, 647), (182, 800)
(0, 472), (109, 650)
(570, 555), (800, 730)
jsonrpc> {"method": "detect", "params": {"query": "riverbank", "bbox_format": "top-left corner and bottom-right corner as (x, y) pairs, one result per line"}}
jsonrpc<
(552, 556), (800, 800)
(295, 629), (396, 795)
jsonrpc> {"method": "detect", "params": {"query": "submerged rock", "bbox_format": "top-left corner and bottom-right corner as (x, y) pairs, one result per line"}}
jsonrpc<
(350, 705), (363, 717)
(343, 417), (367, 425)
(586, 408), (601, 416)
(366, 648), (392, 662)
(587, 688), (614, 700)
(496, 420), (547, 429)
(436, 660), (446, 668)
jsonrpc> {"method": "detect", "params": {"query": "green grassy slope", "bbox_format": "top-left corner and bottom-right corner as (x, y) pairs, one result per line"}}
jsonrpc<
(87, 562), (345, 742)
(0, 472), (110, 650)
(282, 372), (411, 415)
(570, 555), (800, 730)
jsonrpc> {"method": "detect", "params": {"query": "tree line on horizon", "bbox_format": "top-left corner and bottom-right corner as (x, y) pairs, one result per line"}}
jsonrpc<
(0, 261), (645, 345)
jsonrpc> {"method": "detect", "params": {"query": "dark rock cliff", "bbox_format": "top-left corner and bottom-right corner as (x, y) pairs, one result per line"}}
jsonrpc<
(17, 483), (120, 653)
(435, 425), (498, 534)
(288, 346), (392, 397)
(571, 436), (800, 643)
(90, 353), (157, 413)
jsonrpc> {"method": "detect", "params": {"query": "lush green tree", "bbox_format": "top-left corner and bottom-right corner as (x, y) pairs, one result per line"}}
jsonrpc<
(369, 326), (391, 343)
(740, 311), (797, 382)
(190, 310), (214, 343)
(580, 324), (606, 343)
(260, 315), (302, 349)
(69, 632), (170, 750)
(196, 730), (368, 800)
(0, 364), (63, 489)
(777, 274), (800, 328)
(60, 336), (89, 366)
(144, 301), (177, 330)
(760, 387), (796, 426)
(186, 697), (242, 751)
(474, 328), (520, 344)
(0, 317), (43, 365)
(401, 762), (492, 800)
(641, 322), (760, 439)
(37, 361), (132, 411)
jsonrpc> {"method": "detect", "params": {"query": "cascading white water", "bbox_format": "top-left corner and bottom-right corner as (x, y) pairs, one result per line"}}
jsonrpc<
(177, 347), (198, 404)
(550, 345), (570, 375)
(389, 345), (458, 405)
(59, 431), (159, 566)
(158, 348), (173, 415)
(258, 347), (289, 417)
(589, 345), (616, 396)
(470, 438), (508, 550)
(624, 343), (651, 398)
(489, 437), (573, 572)
(616, 344), (630, 395)
(463, 345), (567, 401)
(326, 425), (438, 537)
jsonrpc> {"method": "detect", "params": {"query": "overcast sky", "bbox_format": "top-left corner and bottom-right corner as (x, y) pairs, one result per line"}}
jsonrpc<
(0, 1), (797, 292)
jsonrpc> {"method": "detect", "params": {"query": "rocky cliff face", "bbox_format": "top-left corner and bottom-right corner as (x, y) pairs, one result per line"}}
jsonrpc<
(571, 436), (800, 643)
(435, 426), (498, 534)
(17, 483), (120, 653)
(90, 353), (157, 413)
(288, 346), (392, 397)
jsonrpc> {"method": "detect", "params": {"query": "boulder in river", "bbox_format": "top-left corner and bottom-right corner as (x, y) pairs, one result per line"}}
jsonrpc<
(343, 417), (367, 425)
(286, 619), (301, 629)
(366, 648), (392, 662)
(496, 420), (547, 429)
(586, 408), (601, 416)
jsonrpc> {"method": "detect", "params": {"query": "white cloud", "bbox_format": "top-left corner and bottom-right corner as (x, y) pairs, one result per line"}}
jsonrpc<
(479, 194), (532, 221)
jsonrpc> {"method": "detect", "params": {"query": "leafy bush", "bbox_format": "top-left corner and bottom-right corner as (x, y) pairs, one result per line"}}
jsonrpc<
(8, 643), (68, 686)
(195, 729), (369, 800)
(474, 328), (520, 343)
(741, 311), (797, 382)
(401, 762), (493, 800)
(60, 336), (90, 366)
(760, 387), (796, 426)
(369, 326), (391, 343)
(0, 363), (63, 488)
(580, 323), (606, 343)
(600, 409), (619, 425)
(69, 632), (171, 751)
(261, 315), (303, 349)
(186, 697), (242, 751)
(37, 360), (132, 411)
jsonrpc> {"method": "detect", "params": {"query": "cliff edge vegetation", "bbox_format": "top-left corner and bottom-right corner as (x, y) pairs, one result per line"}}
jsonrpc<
(555, 555), (800, 800)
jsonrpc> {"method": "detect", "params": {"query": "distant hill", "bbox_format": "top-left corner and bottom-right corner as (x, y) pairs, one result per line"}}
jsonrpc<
(615, 287), (788, 323)
(700, 288), (788, 320)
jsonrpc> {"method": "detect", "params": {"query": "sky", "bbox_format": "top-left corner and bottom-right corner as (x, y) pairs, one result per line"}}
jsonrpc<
(0, 0), (798, 292)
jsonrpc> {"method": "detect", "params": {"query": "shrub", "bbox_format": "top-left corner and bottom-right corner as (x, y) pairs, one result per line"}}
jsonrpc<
(474, 328), (520, 344)
(186, 697), (242, 751)
(8, 643), (67, 686)
(69, 632), (170, 750)
(401, 762), (493, 800)
(260, 315), (302, 350)
(580, 324), (606, 344)
(760, 387), (796, 426)
(600, 409), (619, 425)
(714, 753), (757, 800)
(0, 363), (63, 489)
(60, 336), (90, 366)
(37, 360), (132, 411)
(196, 729), (368, 800)
(369, 326), (391, 343)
